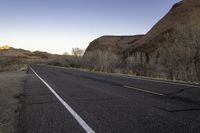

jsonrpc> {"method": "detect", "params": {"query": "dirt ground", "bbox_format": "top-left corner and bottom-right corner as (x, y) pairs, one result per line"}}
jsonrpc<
(0, 71), (26, 133)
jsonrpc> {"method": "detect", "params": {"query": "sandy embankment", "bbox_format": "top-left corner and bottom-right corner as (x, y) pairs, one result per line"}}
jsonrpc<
(0, 71), (26, 133)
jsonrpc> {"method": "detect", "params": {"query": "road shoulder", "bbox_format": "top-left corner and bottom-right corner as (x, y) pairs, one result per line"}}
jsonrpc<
(0, 71), (26, 133)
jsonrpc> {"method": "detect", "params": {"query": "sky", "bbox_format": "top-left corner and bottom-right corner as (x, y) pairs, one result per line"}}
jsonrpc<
(0, 0), (180, 54)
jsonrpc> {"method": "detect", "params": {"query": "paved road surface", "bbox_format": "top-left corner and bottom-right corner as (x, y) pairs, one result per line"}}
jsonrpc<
(17, 65), (200, 133)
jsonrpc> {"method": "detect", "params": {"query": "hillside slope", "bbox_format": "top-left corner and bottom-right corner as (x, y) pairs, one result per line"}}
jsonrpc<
(0, 48), (48, 58)
(125, 0), (200, 54)
(83, 0), (200, 81)
(85, 35), (144, 54)
(0, 46), (51, 63)
(85, 0), (200, 55)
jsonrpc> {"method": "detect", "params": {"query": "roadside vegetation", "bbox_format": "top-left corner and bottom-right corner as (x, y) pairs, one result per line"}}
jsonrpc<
(0, 57), (27, 72)
(158, 26), (200, 82)
(47, 26), (200, 83)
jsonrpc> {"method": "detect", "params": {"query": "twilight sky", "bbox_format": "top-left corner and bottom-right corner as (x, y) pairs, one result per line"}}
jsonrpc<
(0, 0), (180, 54)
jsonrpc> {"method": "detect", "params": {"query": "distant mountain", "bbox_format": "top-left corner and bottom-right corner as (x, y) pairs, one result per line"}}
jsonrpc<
(0, 45), (11, 50)
(0, 46), (52, 63)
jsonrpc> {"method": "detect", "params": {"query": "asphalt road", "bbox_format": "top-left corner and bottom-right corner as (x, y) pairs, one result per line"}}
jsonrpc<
(17, 64), (200, 133)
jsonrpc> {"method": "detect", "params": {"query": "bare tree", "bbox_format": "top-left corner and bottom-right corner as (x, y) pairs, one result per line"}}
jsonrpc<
(72, 48), (84, 57)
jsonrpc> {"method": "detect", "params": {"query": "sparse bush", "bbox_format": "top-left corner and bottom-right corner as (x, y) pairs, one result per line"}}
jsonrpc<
(0, 57), (25, 72)
(33, 51), (49, 59)
(83, 49), (120, 72)
(82, 51), (97, 71)
(47, 48), (85, 68)
(47, 55), (77, 67)
(126, 55), (155, 76)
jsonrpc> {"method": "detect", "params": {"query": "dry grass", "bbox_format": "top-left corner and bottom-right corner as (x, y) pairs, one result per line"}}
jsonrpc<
(0, 56), (27, 72)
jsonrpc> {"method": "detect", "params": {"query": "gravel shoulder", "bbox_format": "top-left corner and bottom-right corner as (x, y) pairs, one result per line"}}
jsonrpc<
(0, 71), (26, 133)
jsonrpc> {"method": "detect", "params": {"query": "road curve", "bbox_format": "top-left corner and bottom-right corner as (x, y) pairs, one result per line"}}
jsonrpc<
(17, 64), (200, 133)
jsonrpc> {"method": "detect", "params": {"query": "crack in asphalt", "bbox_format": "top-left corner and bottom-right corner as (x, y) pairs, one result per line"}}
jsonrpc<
(26, 100), (58, 105)
(154, 106), (200, 113)
(166, 86), (193, 96)
(167, 95), (200, 105)
(25, 94), (52, 97)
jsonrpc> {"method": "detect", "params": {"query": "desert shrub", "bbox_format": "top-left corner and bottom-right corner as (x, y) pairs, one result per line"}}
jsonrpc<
(82, 51), (97, 70)
(47, 55), (71, 67)
(33, 51), (49, 59)
(82, 49), (120, 72)
(48, 61), (63, 66)
(126, 55), (156, 76)
(0, 57), (25, 72)
(69, 57), (82, 68)
(47, 54), (83, 68)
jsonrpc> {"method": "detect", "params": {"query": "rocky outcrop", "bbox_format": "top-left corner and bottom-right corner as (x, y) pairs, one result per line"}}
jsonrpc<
(84, 0), (200, 81)
(85, 35), (144, 55)
(85, 0), (200, 57)
(124, 0), (200, 54)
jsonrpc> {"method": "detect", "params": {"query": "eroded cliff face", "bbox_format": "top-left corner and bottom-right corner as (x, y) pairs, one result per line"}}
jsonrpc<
(124, 0), (200, 54)
(85, 0), (200, 57)
(85, 35), (144, 55)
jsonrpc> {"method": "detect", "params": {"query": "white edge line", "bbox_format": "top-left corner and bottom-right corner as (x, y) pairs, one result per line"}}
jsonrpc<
(29, 66), (95, 133)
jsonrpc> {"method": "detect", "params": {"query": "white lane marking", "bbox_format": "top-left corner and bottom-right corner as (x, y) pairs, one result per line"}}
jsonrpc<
(29, 66), (95, 133)
(124, 85), (165, 96)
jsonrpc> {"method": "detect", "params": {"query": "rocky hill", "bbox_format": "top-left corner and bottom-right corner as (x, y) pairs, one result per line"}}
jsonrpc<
(84, 0), (200, 81)
(85, 0), (200, 55)
(85, 35), (144, 54)
(124, 0), (200, 54)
